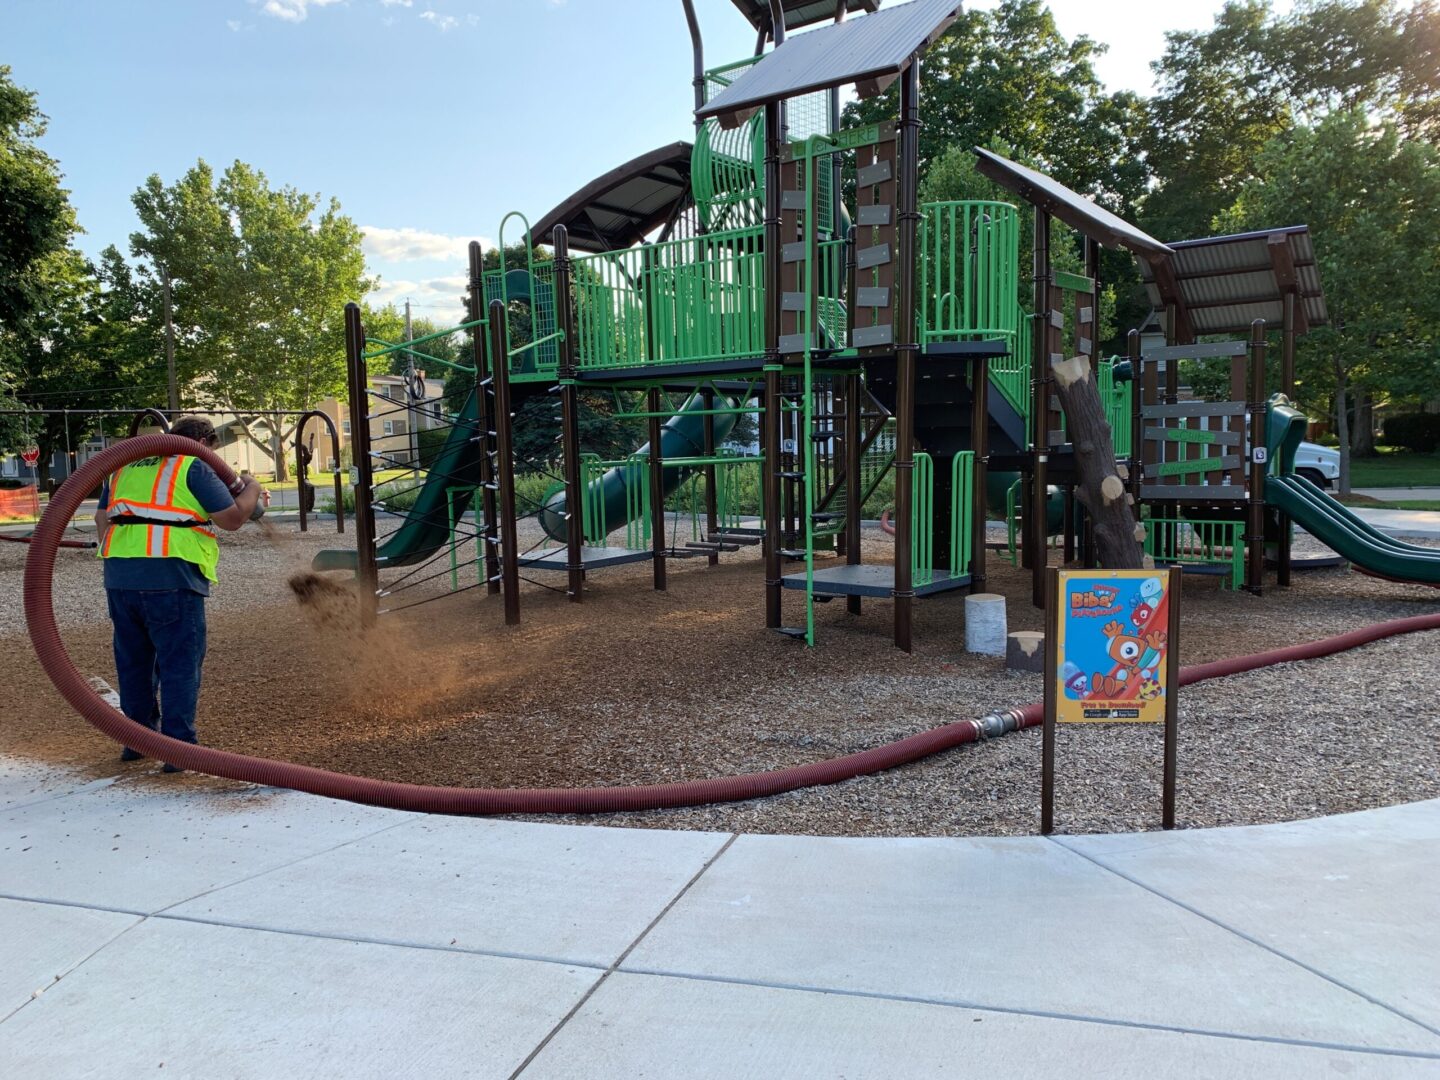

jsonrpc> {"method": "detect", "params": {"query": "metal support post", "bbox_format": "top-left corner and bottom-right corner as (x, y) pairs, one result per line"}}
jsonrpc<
(488, 299), (521, 625)
(343, 303), (378, 622)
(647, 385), (668, 591)
(468, 242), (501, 596)
(1245, 320), (1267, 596)
(554, 226), (585, 602)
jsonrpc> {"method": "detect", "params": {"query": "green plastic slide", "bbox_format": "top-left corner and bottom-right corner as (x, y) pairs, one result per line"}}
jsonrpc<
(313, 387), (485, 574)
(1266, 475), (1440, 585)
(1266, 398), (1440, 586)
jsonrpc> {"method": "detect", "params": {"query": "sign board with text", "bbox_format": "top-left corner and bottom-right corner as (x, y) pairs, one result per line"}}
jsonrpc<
(1054, 569), (1173, 724)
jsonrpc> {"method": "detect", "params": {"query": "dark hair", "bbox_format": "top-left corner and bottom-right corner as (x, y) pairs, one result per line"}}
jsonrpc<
(170, 416), (218, 445)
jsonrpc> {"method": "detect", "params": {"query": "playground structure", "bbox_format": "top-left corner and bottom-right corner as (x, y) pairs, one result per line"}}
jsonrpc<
(15, 0), (1440, 821)
(315, 0), (1438, 650)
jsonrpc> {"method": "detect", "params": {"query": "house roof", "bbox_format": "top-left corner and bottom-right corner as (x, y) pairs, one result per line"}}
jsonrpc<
(973, 147), (1172, 258)
(727, 0), (881, 34)
(528, 142), (694, 252)
(697, 0), (962, 129)
(1137, 226), (1328, 340)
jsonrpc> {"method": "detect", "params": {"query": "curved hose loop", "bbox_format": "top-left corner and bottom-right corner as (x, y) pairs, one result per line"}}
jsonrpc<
(24, 434), (1440, 816)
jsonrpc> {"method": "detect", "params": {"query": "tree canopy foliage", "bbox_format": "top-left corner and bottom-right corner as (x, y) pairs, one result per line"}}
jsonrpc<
(1216, 110), (1440, 488)
(127, 160), (370, 476)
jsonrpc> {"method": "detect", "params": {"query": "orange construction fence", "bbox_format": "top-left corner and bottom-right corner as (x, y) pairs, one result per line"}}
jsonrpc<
(0, 484), (41, 522)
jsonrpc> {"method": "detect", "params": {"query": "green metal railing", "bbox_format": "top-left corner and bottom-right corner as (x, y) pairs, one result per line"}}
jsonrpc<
(1144, 516), (1244, 589)
(486, 213), (559, 381)
(918, 200), (1021, 347)
(572, 225), (765, 370)
(911, 452), (935, 585)
(950, 450), (976, 579)
(1100, 358), (1132, 457)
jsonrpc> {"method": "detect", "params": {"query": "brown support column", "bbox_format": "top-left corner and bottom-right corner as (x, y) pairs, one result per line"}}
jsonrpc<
(553, 226), (585, 603)
(892, 60), (921, 653)
(763, 98), (783, 629)
(970, 352), (989, 594)
(467, 242), (500, 596)
(647, 385), (668, 590)
(1246, 320), (1267, 596)
(488, 299), (521, 625)
(1277, 292), (1296, 587)
(343, 303), (378, 622)
(701, 386), (719, 566)
(1030, 207), (1052, 608)
(844, 372), (862, 614)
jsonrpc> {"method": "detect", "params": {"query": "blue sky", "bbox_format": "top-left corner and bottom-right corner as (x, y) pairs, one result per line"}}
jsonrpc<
(4, 0), (1280, 317)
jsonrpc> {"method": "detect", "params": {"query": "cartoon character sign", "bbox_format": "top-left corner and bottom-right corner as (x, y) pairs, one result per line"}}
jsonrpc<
(1055, 571), (1173, 723)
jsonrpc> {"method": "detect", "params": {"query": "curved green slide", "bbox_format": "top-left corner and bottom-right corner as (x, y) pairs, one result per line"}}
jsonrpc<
(537, 394), (738, 542)
(1267, 399), (1440, 585)
(314, 385), (488, 573)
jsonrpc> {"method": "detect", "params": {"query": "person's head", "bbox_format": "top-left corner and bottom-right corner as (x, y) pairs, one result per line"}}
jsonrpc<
(170, 416), (219, 448)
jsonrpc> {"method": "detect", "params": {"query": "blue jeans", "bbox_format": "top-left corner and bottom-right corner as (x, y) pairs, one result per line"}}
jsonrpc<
(105, 589), (208, 745)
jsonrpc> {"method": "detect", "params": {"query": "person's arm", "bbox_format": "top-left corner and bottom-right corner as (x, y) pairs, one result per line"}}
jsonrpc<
(93, 481), (111, 539)
(187, 460), (263, 533)
(210, 476), (263, 532)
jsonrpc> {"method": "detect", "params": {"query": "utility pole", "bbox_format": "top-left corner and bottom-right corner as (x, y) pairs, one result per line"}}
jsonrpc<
(161, 266), (179, 414)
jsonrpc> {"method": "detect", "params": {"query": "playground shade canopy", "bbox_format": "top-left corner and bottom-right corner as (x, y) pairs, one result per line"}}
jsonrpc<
(528, 143), (694, 252)
(728, 0), (881, 33)
(697, 0), (963, 128)
(1138, 226), (1329, 338)
(973, 147), (1173, 259)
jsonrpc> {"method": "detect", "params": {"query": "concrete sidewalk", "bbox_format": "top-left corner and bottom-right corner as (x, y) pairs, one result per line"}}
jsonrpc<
(1, 755), (1438, 1078)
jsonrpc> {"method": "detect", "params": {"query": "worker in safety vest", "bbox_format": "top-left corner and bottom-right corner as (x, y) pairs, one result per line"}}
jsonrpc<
(94, 416), (266, 771)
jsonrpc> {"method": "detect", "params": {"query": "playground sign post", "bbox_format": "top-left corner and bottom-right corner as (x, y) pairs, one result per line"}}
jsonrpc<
(1041, 566), (1181, 834)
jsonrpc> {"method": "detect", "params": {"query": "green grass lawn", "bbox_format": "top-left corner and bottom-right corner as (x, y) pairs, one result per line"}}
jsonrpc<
(1345, 448), (1440, 488)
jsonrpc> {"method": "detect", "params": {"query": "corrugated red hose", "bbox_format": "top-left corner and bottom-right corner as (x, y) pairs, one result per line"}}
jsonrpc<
(24, 435), (1440, 816)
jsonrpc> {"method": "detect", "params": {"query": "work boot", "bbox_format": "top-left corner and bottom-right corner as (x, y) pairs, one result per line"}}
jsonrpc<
(120, 748), (144, 762)
(161, 762), (184, 775)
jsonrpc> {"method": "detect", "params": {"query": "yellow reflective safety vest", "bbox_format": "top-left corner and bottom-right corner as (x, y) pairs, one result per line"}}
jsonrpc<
(99, 455), (221, 583)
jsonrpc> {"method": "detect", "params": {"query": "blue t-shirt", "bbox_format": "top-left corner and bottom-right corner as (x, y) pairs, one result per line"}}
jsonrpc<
(99, 459), (236, 596)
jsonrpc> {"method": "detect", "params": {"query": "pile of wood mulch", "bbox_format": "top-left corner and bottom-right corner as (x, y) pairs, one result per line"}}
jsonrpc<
(4, 517), (1437, 837)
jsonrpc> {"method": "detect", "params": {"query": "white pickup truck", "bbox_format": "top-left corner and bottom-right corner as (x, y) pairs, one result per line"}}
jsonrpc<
(1293, 440), (1342, 488)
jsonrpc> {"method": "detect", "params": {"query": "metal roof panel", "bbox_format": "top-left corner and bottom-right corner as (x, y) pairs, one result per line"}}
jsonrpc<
(973, 147), (1171, 257)
(1139, 226), (1328, 335)
(697, 0), (961, 127)
(728, 0), (881, 32)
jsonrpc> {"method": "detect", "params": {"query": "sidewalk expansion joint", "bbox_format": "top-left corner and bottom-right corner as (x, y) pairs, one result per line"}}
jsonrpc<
(507, 830), (741, 1080)
(612, 966), (1440, 1062)
(1048, 834), (1440, 1042)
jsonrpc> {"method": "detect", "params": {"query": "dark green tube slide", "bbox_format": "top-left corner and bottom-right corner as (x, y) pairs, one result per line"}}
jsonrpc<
(1267, 475), (1440, 585)
(538, 395), (739, 541)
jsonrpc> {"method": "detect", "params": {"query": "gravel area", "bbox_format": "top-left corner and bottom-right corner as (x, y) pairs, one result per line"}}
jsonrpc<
(4, 515), (1438, 837)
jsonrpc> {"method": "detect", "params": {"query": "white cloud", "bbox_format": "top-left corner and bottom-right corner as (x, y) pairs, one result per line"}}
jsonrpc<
(419, 9), (458, 31)
(227, 19), (243, 31)
(368, 273), (471, 312)
(255, 0), (344, 23)
(362, 226), (491, 263)
(380, 0), (413, 6)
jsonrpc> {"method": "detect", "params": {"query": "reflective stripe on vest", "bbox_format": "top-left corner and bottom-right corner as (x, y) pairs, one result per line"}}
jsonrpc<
(99, 454), (221, 582)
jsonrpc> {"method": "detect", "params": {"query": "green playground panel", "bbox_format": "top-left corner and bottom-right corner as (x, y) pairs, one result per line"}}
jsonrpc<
(918, 200), (1022, 348)
(571, 225), (766, 371)
(1144, 516), (1244, 589)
